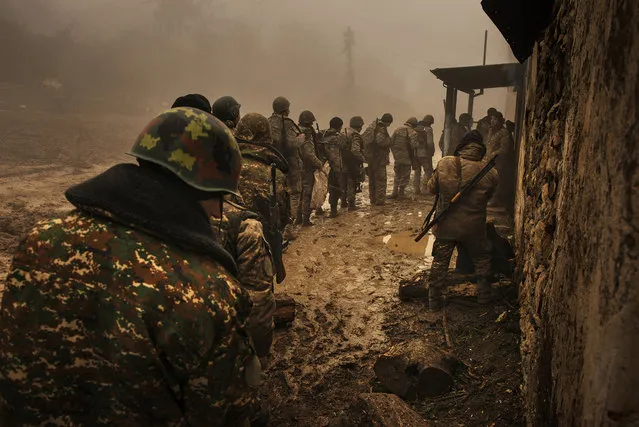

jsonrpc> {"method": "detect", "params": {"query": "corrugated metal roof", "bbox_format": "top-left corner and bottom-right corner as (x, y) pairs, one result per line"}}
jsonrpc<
(430, 63), (525, 93)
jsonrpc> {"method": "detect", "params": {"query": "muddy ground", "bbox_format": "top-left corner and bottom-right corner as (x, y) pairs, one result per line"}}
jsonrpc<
(0, 112), (524, 426)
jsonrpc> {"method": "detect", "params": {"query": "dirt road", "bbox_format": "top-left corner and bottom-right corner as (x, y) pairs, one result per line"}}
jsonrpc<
(0, 112), (524, 426)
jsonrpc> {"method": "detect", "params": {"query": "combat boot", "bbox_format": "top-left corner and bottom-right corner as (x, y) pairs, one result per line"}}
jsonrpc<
(315, 207), (325, 216)
(477, 278), (496, 304)
(328, 205), (338, 218)
(398, 187), (406, 198)
(341, 200), (348, 209)
(348, 204), (359, 211)
(428, 287), (442, 312)
(295, 212), (303, 225)
(302, 216), (314, 227)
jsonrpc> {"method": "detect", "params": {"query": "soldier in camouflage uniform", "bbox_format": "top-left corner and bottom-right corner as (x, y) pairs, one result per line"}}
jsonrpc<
(268, 96), (305, 224)
(485, 111), (515, 209)
(211, 95), (242, 130)
(342, 116), (365, 210)
(298, 110), (325, 226)
(0, 107), (261, 426)
(426, 130), (499, 311)
(390, 117), (417, 199)
(411, 115), (436, 196)
(322, 117), (347, 217)
(362, 113), (393, 206)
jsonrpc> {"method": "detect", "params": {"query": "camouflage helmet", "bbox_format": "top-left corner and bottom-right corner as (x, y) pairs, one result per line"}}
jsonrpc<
(235, 112), (272, 143)
(299, 110), (316, 126)
(380, 113), (393, 125)
(272, 96), (291, 114)
(349, 116), (365, 128)
(405, 117), (418, 127)
(459, 113), (473, 125)
(128, 107), (242, 196)
(211, 96), (241, 127)
(422, 114), (434, 125)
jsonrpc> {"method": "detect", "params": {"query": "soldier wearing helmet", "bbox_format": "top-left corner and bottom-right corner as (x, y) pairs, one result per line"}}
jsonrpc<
(0, 107), (261, 426)
(268, 96), (305, 228)
(361, 113), (394, 205)
(485, 111), (515, 210)
(390, 117), (418, 199)
(444, 113), (474, 156)
(341, 116), (366, 210)
(477, 107), (498, 141)
(426, 130), (499, 311)
(297, 110), (325, 226)
(211, 95), (242, 129)
(411, 114), (436, 196)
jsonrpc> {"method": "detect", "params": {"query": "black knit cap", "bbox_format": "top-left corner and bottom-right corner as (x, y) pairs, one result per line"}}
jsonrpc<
(380, 113), (393, 124)
(329, 117), (343, 129)
(171, 94), (211, 113)
(454, 130), (487, 157)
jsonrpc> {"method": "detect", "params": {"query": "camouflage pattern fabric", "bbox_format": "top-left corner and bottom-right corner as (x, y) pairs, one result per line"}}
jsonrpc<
(427, 143), (498, 241)
(236, 113), (272, 143)
(129, 107), (242, 195)
(412, 157), (433, 194)
(485, 127), (511, 159)
(298, 126), (324, 219)
(211, 212), (276, 361)
(268, 114), (303, 220)
(391, 125), (414, 165)
(428, 238), (491, 290)
(0, 212), (259, 426)
(362, 121), (392, 205)
(343, 127), (365, 207)
(393, 164), (412, 195)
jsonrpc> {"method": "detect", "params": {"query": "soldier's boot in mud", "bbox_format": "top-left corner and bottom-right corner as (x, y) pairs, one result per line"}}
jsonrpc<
(302, 215), (315, 226)
(398, 187), (406, 198)
(328, 205), (339, 218)
(316, 207), (325, 216)
(348, 203), (359, 211)
(295, 211), (303, 225)
(428, 287), (443, 312)
(477, 279), (496, 304)
(341, 200), (349, 209)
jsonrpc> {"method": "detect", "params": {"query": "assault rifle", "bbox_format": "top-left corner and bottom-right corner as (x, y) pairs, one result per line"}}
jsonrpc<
(268, 163), (286, 283)
(414, 155), (499, 242)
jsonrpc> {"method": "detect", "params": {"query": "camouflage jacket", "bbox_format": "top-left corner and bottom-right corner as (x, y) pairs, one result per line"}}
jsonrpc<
(211, 210), (276, 359)
(428, 144), (499, 240)
(298, 125), (324, 171)
(0, 164), (259, 426)
(391, 125), (416, 165)
(343, 127), (365, 168)
(485, 127), (511, 159)
(361, 121), (392, 164)
(412, 125), (435, 159)
(321, 128), (346, 173)
(268, 114), (302, 171)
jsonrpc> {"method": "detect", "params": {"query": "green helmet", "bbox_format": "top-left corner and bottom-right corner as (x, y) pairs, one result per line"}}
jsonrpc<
(349, 116), (364, 128)
(211, 96), (241, 127)
(128, 107), (242, 196)
(405, 117), (418, 127)
(299, 110), (316, 126)
(236, 112), (272, 143)
(422, 114), (434, 125)
(272, 96), (291, 114)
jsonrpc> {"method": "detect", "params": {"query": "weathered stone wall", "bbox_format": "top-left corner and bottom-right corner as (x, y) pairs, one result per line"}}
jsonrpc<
(516, 0), (639, 425)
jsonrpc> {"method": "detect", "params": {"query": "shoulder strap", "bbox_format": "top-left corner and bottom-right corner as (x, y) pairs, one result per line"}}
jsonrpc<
(454, 156), (462, 191)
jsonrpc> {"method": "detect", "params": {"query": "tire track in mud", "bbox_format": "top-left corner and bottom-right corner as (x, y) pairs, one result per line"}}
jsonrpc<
(265, 196), (435, 426)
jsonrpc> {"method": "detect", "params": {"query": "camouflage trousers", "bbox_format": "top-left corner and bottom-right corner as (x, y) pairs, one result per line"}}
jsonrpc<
(428, 238), (491, 290)
(367, 162), (388, 205)
(287, 168), (302, 221)
(246, 288), (275, 366)
(344, 167), (360, 207)
(413, 157), (433, 194)
(328, 170), (348, 209)
(301, 170), (315, 220)
(392, 163), (412, 195)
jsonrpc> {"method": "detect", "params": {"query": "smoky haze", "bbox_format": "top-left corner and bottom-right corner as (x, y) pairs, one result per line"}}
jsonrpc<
(0, 0), (513, 128)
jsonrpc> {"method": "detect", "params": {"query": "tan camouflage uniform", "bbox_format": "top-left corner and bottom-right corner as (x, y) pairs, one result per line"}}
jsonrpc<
(322, 128), (348, 212)
(362, 121), (393, 205)
(298, 125), (324, 222)
(269, 114), (302, 221)
(390, 124), (415, 197)
(411, 124), (435, 194)
(342, 127), (365, 208)
(211, 210), (276, 365)
(426, 142), (499, 294)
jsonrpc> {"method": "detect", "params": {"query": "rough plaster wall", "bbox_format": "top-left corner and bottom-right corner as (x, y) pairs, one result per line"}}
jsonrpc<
(517, 0), (639, 426)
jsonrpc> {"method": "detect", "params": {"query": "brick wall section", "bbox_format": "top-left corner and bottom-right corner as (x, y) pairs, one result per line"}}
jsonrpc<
(516, 0), (639, 425)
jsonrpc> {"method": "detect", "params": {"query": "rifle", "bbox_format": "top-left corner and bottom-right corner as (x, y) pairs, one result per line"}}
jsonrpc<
(267, 163), (286, 283)
(414, 155), (499, 242)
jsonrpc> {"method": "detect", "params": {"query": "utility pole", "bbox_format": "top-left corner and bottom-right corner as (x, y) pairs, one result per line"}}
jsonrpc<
(343, 26), (355, 91)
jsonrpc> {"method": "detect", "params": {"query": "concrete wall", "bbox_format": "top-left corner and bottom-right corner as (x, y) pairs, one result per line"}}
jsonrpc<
(516, 0), (639, 425)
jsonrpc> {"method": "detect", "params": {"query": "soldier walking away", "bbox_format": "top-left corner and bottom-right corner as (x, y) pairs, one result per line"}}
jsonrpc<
(298, 110), (325, 226)
(343, 116), (365, 210)
(362, 113), (393, 206)
(0, 107), (261, 426)
(411, 115), (436, 196)
(390, 117), (418, 199)
(211, 95), (242, 129)
(171, 93), (212, 113)
(268, 96), (304, 225)
(426, 130), (499, 311)
(322, 117), (348, 217)
(485, 111), (515, 210)
(476, 107), (498, 141)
